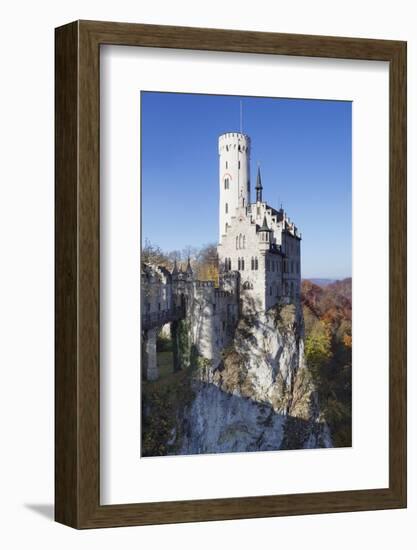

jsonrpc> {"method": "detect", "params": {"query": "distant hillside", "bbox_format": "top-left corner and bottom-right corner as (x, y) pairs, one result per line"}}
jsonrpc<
(305, 278), (336, 287)
(302, 278), (351, 323)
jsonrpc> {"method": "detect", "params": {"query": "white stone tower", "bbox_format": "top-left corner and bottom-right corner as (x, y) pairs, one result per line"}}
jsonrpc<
(218, 132), (251, 242)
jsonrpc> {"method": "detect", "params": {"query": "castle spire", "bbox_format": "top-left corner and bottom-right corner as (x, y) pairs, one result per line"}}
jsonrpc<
(172, 259), (178, 275)
(186, 257), (193, 275)
(255, 165), (263, 202)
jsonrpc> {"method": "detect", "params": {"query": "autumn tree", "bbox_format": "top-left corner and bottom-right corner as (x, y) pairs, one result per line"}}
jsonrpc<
(194, 243), (219, 284)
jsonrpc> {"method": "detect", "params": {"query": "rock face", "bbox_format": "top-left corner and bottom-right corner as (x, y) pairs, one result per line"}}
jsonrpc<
(178, 304), (332, 454)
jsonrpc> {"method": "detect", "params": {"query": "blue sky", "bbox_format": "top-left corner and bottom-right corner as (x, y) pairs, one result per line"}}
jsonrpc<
(141, 92), (351, 279)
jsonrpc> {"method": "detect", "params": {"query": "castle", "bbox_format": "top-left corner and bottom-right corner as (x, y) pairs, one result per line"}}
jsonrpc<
(141, 132), (301, 380)
(217, 132), (301, 311)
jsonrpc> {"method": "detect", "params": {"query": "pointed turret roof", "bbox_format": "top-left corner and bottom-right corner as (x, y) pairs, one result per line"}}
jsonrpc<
(260, 215), (270, 231)
(255, 165), (263, 190)
(186, 257), (193, 274)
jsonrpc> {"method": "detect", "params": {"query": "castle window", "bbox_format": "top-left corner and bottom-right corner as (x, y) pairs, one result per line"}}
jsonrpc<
(251, 257), (254, 270)
(270, 286), (272, 296)
(255, 257), (258, 270)
(238, 258), (241, 270)
(225, 161), (228, 169)
(238, 161), (241, 169)
(243, 235), (246, 249)
(241, 258), (245, 270)
(236, 236), (239, 250)
(224, 178), (229, 190)
(228, 258), (232, 271)
(226, 145), (229, 152)
(225, 223), (228, 233)
(239, 234), (242, 249)
(225, 203), (228, 214)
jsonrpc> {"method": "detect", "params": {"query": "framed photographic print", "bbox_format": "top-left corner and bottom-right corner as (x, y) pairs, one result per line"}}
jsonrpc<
(55, 20), (407, 528)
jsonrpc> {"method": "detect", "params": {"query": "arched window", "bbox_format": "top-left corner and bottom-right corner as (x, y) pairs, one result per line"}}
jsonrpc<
(238, 258), (241, 270)
(241, 257), (245, 270)
(239, 234), (242, 249)
(251, 257), (254, 270)
(243, 235), (246, 249)
(228, 258), (232, 271)
(224, 178), (229, 190)
(236, 236), (238, 250)
(225, 203), (228, 214)
(255, 257), (258, 270)
(225, 161), (228, 169)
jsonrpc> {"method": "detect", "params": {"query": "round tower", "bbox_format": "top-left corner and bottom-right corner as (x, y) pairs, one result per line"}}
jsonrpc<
(218, 132), (251, 242)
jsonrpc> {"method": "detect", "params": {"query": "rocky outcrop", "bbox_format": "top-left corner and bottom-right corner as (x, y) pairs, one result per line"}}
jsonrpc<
(177, 303), (332, 454)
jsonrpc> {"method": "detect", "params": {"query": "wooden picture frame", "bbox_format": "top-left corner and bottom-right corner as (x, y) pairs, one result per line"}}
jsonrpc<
(55, 20), (407, 528)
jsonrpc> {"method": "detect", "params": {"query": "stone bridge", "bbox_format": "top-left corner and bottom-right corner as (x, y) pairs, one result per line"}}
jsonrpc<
(142, 304), (187, 382)
(142, 304), (185, 331)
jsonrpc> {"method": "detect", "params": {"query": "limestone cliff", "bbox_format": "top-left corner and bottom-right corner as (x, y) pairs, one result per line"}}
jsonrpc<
(174, 304), (331, 454)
